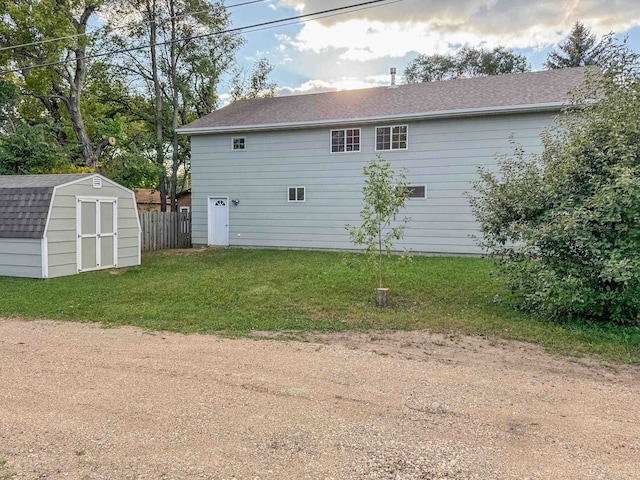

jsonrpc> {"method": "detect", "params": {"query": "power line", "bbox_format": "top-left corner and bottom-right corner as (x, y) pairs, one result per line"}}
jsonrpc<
(0, 0), (268, 53)
(1, 0), (397, 76)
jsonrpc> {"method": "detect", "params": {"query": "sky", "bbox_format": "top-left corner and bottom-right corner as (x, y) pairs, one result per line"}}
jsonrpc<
(224, 0), (640, 96)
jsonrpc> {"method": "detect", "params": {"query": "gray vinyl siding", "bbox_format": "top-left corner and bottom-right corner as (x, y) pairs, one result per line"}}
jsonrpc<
(0, 238), (43, 278)
(190, 112), (555, 255)
(45, 177), (140, 278)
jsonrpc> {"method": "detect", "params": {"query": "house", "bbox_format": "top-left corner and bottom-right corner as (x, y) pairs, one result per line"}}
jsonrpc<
(0, 174), (141, 278)
(135, 188), (192, 214)
(178, 67), (586, 255)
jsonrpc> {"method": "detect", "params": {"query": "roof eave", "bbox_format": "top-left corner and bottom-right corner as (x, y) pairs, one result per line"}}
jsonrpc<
(177, 102), (566, 136)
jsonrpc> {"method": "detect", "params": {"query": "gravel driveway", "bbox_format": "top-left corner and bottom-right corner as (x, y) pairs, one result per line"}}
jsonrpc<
(1, 318), (639, 479)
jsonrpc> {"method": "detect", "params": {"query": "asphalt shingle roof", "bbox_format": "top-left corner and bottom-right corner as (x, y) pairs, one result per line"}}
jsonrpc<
(181, 67), (587, 133)
(0, 174), (92, 239)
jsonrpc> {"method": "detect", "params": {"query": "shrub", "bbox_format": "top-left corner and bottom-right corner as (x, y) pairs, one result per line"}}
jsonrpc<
(470, 40), (640, 326)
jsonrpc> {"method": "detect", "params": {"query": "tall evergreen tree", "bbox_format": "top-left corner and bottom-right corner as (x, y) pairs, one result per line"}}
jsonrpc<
(545, 21), (609, 69)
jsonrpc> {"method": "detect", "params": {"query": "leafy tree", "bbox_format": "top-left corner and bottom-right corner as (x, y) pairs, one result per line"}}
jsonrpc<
(0, 78), (18, 130)
(404, 46), (529, 83)
(470, 40), (640, 326)
(347, 155), (410, 304)
(0, 0), (117, 168)
(0, 122), (72, 174)
(104, 0), (243, 210)
(546, 21), (610, 69)
(229, 58), (278, 102)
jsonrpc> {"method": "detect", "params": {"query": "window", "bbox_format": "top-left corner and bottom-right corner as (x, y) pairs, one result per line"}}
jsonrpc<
(288, 187), (305, 202)
(376, 125), (408, 151)
(179, 206), (190, 214)
(403, 185), (426, 199)
(232, 137), (246, 150)
(331, 128), (360, 153)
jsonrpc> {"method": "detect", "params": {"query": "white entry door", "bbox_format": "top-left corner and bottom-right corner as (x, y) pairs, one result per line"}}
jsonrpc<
(208, 197), (229, 246)
(77, 197), (118, 272)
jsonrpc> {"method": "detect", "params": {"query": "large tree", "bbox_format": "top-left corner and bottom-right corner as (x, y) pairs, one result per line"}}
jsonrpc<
(470, 40), (640, 326)
(228, 58), (278, 102)
(404, 46), (529, 83)
(103, 0), (244, 210)
(545, 21), (610, 69)
(0, 0), (116, 168)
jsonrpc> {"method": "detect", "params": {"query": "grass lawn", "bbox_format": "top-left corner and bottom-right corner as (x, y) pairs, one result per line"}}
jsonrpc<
(0, 248), (638, 364)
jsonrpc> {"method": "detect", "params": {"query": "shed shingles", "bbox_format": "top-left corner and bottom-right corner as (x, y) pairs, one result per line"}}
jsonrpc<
(183, 67), (587, 131)
(0, 175), (92, 239)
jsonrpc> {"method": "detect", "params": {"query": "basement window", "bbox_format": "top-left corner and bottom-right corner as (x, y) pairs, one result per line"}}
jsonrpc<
(331, 128), (361, 153)
(232, 137), (246, 150)
(403, 185), (426, 199)
(288, 187), (305, 202)
(376, 125), (408, 151)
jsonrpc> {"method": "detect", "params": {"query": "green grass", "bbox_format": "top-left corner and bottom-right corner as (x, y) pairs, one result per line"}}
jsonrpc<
(1, 248), (638, 364)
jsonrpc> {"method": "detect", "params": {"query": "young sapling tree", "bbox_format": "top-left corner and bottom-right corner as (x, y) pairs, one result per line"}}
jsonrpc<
(347, 155), (411, 306)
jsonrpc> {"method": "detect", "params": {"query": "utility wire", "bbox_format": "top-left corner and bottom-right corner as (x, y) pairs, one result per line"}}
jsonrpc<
(0, 0), (268, 53)
(1, 0), (397, 75)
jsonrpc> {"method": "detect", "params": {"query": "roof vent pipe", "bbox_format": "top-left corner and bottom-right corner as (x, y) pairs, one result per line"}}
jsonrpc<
(389, 67), (397, 88)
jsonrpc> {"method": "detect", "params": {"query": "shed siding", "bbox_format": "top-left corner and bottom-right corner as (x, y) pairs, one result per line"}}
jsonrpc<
(0, 238), (43, 278)
(46, 177), (140, 278)
(190, 112), (555, 254)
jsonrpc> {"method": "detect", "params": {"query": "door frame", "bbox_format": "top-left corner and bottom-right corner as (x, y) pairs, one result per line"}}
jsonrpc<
(76, 196), (118, 272)
(207, 196), (229, 246)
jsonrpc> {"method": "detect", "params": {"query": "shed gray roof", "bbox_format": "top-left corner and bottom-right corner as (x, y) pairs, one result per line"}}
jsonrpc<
(0, 174), (92, 238)
(180, 67), (587, 134)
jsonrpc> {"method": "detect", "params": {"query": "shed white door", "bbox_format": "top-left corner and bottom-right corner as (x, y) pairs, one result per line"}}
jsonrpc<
(77, 198), (118, 271)
(208, 197), (229, 246)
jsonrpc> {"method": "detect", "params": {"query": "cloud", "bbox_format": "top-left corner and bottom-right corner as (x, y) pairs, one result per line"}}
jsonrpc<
(274, 0), (640, 59)
(278, 75), (391, 96)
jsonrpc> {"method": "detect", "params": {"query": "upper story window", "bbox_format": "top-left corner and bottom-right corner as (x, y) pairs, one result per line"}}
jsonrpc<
(288, 187), (305, 202)
(376, 125), (408, 151)
(331, 128), (360, 153)
(232, 137), (246, 150)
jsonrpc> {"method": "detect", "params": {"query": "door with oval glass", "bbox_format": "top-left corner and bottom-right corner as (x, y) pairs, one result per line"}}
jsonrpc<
(208, 197), (229, 246)
(77, 197), (117, 272)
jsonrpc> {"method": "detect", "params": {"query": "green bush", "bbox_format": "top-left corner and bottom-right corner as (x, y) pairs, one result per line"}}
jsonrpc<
(470, 41), (640, 326)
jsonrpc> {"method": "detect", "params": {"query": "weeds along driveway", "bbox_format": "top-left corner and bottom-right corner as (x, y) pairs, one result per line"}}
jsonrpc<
(1, 318), (639, 480)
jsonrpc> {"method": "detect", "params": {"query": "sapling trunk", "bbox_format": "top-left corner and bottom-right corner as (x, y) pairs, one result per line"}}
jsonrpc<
(378, 216), (383, 288)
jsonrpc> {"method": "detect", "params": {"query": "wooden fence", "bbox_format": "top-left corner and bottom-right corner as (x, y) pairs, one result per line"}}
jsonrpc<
(140, 211), (191, 251)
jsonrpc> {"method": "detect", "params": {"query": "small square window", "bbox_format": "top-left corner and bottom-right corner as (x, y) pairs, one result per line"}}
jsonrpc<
(288, 187), (305, 202)
(232, 137), (246, 150)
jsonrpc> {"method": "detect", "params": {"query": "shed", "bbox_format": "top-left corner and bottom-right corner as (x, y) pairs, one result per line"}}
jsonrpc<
(0, 174), (141, 278)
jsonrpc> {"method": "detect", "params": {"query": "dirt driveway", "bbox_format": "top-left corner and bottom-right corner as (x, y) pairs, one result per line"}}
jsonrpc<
(1, 319), (639, 479)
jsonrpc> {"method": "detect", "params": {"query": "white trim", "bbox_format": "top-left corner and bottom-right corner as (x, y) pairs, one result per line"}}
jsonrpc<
(177, 102), (566, 135)
(207, 196), (229, 246)
(375, 124), (408, 152)
(41, 238), (48, 279)
(330, 128), (361, 153)
(287, 186), (306, 203)
(231, 136), (246, 151)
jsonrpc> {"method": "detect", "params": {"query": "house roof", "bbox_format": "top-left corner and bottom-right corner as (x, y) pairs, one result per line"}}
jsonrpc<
(179, 67), (587, 135)
(135, 189), (170, 206)
(0, 174), (93, 239)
